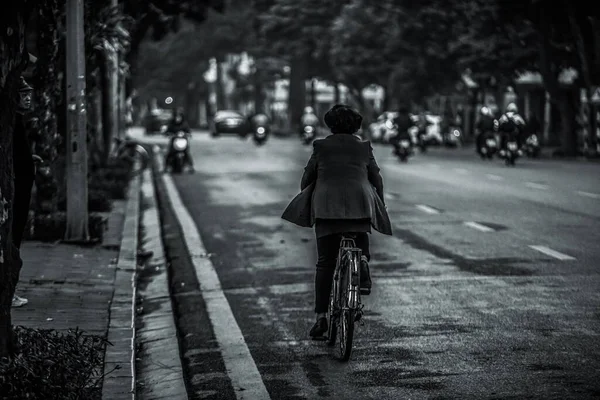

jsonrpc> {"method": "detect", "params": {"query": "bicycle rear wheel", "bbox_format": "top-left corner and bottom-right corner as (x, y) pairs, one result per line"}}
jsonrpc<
(338, 257), (356, 361)
(326, 280), (337, 347)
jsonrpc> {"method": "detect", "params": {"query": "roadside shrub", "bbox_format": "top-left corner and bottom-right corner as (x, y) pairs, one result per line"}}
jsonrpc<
(57, 189), (113, 212)
(0, 326), (108, 400)
(27, 212), (107, 242)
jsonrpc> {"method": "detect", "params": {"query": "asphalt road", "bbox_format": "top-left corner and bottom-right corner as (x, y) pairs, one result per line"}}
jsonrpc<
(135, 128), (600, 400)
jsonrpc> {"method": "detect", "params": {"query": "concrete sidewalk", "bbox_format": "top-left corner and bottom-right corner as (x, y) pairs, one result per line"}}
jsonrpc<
(12, 169), (142, 399)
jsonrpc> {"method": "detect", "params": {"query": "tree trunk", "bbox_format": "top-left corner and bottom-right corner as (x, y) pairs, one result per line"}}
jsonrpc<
(215, 58), (226, 111)
(382, 86), (390, 112)
(99, 55), (114, 163)
(0, 2), (35, 358)
(567, 2), (597, 154)
(556, 90), (578, 156)
(87, 86), (104, 169)
(288, 56), (308, 133)
(125, 14), (153, 98)
(334, 81), (340, 104)
(310, 78), (316, 111)
(538, 12), (578, 156)
(253, 78), (263, 114)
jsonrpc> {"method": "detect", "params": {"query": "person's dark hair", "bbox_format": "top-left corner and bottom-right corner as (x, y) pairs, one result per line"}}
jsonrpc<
(324, 104), (363, 134)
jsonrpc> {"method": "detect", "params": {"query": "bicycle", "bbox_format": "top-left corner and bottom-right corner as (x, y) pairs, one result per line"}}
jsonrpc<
(113, 136), (150, 175)
(326, 233), (366, 361)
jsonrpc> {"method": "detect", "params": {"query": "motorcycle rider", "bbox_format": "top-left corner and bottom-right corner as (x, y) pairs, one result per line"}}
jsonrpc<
(497, 103), (526, 157)
(164, 108), (194, 172)
(475, 106), (497, 154)
(248, 111), (270, 131)
(390, 104), (413, 154)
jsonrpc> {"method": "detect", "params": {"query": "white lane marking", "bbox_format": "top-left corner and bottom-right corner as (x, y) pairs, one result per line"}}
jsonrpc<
(529, 245), (576, 261)
(455, 168), (469, 174)
(161, 161), (271, 399)
(577, 190), (600, 199)
(486, 174), (503, 181)
(384, 193), (395, 201)
(416, 204), (440, 214)
(463, 221), (495, 232)
(525, 182), (549, 190)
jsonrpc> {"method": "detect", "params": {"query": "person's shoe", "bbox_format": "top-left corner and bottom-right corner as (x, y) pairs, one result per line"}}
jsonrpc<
(309, 317), (328, 338)
(360, 256), (372, 295)
(12, 295), (28, 308)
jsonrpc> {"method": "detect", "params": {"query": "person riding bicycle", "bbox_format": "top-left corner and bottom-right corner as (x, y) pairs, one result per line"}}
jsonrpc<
(281, 104), (393, 338)
(164, 108), (194, 172)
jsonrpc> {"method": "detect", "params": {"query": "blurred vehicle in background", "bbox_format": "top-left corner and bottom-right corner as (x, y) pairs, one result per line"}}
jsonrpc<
(443, 126), (463, 147)
(368, 112), (398, 143)
(143, 108), (172, 135)
(248, 113), (270, 146)
(166, 131), (191, 173)
(409, 113), (443, 150)
(210, 110), (249, 138)
(523, 133), (541, 158)
(479, 132), (499, 159)
(302, 124), (317, 145)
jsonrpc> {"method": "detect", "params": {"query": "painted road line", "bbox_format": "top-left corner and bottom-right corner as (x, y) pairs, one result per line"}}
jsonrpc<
(161, 166), (271, 399)
(576, 190), (600, 199)
(416, 204), (440, 214)
(455, 168), (469, 174)
(529, 245), (576, 261)
(525, 182), (549, 190)
(463, 221), (495, 233)
(486, 174), (503, 181)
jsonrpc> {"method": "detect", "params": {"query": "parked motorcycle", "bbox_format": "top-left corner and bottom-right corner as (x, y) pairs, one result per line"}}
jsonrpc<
(167, 131), (190, 173)
(253, 124), (269, 145)
(523, 133), (541, 158)
(302, 125), (317, 145)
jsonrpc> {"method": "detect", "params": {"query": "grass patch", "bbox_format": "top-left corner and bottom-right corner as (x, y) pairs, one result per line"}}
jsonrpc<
(0, 326), (108, 400)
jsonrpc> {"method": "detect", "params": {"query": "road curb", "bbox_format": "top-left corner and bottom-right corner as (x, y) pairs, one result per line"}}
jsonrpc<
(134, 159), (188, 399)
(102, 162), (142, 400)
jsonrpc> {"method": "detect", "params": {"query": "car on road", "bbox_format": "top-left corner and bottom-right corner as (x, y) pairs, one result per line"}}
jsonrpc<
(143, 109), (172, 135)
(210, 110), (249, 138)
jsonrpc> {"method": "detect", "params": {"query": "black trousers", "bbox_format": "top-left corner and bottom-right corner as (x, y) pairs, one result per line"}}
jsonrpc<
(314, 232), (370, 313)
(12, 119), (34, 249)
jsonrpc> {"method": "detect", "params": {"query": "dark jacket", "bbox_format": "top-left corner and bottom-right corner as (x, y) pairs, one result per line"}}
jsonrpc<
(282, 134), (392, 235)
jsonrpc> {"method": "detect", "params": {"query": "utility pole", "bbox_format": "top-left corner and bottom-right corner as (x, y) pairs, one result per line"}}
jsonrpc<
(65, 0), (89, 241)
(106, 0), (120, 146)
